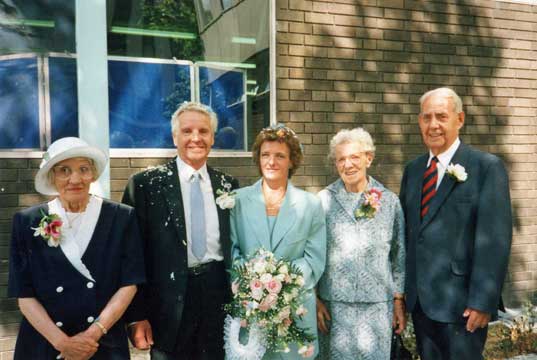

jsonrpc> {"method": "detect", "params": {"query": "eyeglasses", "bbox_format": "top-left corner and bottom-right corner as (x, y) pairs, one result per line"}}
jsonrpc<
(336, 153), (367, 168)
(53, 165), (94, 180)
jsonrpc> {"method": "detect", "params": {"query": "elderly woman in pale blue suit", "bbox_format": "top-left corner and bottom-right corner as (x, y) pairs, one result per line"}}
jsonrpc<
(316, 128), (406, 360)
(231, 125), (326, 359)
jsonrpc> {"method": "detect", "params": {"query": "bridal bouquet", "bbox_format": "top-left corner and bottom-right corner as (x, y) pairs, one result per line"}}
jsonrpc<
(224, 249), (315, 360)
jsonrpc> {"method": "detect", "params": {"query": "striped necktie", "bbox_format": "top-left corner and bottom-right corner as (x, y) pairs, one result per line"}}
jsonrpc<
(421, 157), (438, 219)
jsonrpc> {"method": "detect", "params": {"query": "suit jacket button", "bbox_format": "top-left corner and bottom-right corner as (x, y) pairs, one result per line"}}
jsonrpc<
(56, 286), (64, 293)
(56, 321), (63, 327)
(177, 295), (183, 302)
(87, 282), (94, 289)
(87, 316), (95, 323)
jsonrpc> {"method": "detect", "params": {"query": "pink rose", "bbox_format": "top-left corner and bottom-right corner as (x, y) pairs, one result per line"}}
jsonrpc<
(265, 279), (282, 294)
(47, 219), (62, 240)
(250, 279), (263, 292)
(298, 344), (315, 358)
(304, 344), (315, 358)
(283, 317), (292, 327)
(277, 306), (291, 322)
(259, 293), (278, 312)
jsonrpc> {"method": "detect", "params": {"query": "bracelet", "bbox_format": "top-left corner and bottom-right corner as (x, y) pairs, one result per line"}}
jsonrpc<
(93, 319), (108, 335)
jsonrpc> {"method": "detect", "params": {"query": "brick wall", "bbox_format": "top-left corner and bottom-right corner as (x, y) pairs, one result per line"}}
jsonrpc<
(1, 0), (536, 357)
(275, 0), (537, 305)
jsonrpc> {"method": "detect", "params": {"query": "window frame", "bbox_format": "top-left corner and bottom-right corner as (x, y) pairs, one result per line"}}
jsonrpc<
(0, 0), (275, 158)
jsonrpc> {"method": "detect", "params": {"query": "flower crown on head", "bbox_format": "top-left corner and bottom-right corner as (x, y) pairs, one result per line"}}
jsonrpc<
(261, 124), (299, 141)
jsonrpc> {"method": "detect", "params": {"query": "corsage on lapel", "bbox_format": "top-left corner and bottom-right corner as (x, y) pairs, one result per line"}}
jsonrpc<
(354, 188), (382, 219)
(446, 163), (468, 182)
(216, 175), (236, 209)
(32, 209), (63, 247)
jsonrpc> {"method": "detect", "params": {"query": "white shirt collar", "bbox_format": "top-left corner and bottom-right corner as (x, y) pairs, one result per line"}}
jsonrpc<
(428, 138), (461, 168)
(176, 157), (209, 182)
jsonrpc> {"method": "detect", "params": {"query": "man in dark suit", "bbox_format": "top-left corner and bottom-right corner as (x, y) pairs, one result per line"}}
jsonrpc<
(399, 88), (512, 360)
(122, 102), (238, 359)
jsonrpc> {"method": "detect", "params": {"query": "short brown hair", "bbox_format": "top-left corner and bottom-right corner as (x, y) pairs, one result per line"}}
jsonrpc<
(251, 125), (303, 178)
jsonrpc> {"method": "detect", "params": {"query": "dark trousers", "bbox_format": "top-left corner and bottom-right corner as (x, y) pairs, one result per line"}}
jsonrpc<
(412, 301), (488, 360)
(151, 261), (229, 360)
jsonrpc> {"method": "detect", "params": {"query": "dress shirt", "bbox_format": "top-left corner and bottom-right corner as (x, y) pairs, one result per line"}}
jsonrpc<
(176, 157), (222, 267)
(49, 196), (103, 282)
(427, 137), (461, 189)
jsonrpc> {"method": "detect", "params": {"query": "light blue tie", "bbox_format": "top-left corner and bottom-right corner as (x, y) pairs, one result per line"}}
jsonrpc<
(190, 173), (206, 260)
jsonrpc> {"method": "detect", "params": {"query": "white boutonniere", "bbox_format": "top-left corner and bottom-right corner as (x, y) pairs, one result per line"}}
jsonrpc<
(32, 209), (63, 247)
(446, 163), (468, 182)
(216, 175), (236, 209)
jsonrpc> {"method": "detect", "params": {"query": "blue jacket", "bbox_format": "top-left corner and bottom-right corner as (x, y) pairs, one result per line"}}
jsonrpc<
(8, 199), (145, 359)
(400, 143), (512, 323)
(230, 180), (326, 359)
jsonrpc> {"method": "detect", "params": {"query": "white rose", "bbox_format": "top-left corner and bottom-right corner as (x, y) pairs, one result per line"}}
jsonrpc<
(278, 264), (289, 275)
(295, 275), (305, 287)
(260, 273), (273, 284)
(296, 305), (307, 316)
(253, 260), (266, 274)
(216, 193), (235, 209)
(447, 163), (468, 182)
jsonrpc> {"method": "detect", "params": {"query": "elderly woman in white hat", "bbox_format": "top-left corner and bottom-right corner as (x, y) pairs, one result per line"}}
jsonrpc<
(7, 137), (145, 360)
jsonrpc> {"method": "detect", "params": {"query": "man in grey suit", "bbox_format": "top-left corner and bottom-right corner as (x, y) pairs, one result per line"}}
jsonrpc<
(399, 88), (512, 360)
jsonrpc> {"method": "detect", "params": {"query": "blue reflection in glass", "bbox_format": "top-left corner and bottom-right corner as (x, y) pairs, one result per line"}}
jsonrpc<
(50, 56), (79, 141)
(108, 60), (191, 148)
(0, 57), (40, 148)
(199, 66), (245, 150)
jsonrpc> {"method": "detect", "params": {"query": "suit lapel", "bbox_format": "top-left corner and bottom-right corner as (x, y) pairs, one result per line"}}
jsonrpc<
(246, 180), (272, 250)
(407, 155), (428, 233)
(161, 159), (187, 242)
(82, 201), (114, 281)
(332, 180), (358, 223)
(419, 143), (469, 231)
(272, 183), (298, 251)
(208, 167), (226, 234)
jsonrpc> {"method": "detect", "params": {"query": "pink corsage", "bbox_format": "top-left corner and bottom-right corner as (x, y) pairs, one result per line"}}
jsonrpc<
(355, 188), (382, 219)
(32, 210), (63, 247)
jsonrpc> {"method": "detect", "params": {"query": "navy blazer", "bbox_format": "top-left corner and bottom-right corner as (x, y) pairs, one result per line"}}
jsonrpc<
(122, 159), (238, 352)
(8, 199), (145, 360)
(400, 143), (512, 323)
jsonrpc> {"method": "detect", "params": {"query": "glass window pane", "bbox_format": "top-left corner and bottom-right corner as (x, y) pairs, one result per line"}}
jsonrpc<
(109, 59), (192, 148)
(49, 56), (79, 142)
(0, 56), (40, 148)
(0, 2), (76, 150)
(199, 65), (245, 150)
(107, 0), (270, 150)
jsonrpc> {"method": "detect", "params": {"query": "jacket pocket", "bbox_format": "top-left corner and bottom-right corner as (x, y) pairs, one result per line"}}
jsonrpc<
(451, 260), (469, 276)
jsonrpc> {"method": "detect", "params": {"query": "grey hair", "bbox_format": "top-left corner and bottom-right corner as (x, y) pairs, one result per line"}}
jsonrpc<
(170, 101), (218, 134)
(328, 128), (376, 162)
(419, 87), (463, 113)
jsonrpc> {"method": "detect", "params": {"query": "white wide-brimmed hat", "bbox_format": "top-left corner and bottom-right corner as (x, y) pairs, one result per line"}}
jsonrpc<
(35, 137), (108, 195)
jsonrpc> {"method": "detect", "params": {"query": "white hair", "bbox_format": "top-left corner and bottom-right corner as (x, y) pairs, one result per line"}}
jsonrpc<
(328, 127), (376, 162)
(419, 87), (463, 113)
(170, 101), (218, 134)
